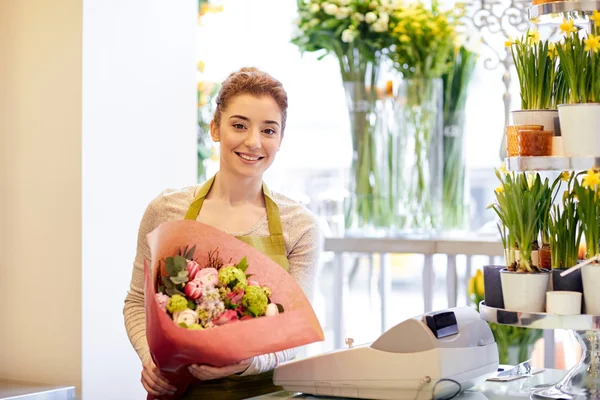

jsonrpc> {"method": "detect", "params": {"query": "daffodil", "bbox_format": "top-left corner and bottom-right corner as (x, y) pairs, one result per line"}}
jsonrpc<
(548, 42), (558, 59)
(582, 169), (600, 187)
(560, 18), (578, 36)
(504, 37), (514, 47)
(475, 270), (484, 298)
(528, 29), (541, 44)
(495, 185), (504, 193)
(590, 10), (600, 22)
(197, 60), (205, 73)
(499, 164), (507, 174)
(584, 34), (600, 53)
(560, 171), (571, 182)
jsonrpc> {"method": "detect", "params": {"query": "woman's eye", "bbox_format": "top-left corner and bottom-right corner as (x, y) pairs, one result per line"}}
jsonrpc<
(233, 123), (246, 130)
(264, 128), (276, 135)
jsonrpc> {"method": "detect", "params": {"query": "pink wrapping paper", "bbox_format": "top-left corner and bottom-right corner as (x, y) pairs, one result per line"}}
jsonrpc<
(144, 220), (324, 399)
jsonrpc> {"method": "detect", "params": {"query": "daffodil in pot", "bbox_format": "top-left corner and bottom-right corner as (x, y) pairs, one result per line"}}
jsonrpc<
(555, 16), (600, 157)
(492, 171), (550, 313)
(574, 169), (600, 315)
(292, 0), (400, 235)
(507, 29), (567, 156)
(548, 172), (584, 295)
(386, 0), (460, 232)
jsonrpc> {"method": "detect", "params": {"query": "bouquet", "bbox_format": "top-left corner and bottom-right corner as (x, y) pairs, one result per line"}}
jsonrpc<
(156, 248), (284, 330)
(144, 220), (324, 399)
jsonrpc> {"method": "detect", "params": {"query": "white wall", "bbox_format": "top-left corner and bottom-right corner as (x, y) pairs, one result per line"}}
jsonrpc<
(0, 0), (83, 390)
(81, 1), (197, 399)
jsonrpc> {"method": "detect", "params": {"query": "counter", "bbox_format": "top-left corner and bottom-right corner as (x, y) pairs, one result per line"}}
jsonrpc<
(0, 379), (75, 400)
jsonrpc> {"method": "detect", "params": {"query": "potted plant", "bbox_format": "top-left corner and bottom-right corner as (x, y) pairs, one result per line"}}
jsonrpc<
(492, 171), (550, 312)
(555, 17), (600, 157)
(548, 172), (584, 296)
(574, 169), (600, 315)
(508, 30), (566, 145)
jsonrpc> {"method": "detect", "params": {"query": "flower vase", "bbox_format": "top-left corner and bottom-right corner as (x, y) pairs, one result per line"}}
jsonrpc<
(393, 78), (443, 233)
(442, 110), (469, 231)
(343, 81), (392, 236)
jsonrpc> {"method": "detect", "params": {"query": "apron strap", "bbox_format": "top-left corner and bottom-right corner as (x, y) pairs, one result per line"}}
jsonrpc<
(184, 174), (283, 237)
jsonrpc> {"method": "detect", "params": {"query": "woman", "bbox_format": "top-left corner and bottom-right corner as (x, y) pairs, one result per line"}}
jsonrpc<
(123, 67), (322, 399)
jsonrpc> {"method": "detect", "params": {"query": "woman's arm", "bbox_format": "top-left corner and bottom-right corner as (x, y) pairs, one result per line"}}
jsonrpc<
(123, 195), (166, 363)
(239, 210), (323, 376)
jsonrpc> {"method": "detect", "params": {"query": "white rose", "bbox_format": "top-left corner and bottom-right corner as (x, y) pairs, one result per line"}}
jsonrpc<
(379, 11), (389, 24)
(173, 308), (199, 326)
(354, 13), (365, 22)
(365, 12), (378, 24)
(373, 19), (388, 32)
(265, 303), (280, 317)
(335, 7), (351, 19)
(341, 29), (356, 43)
(323, 3), (338, 15)
(309, 3), (320, 13)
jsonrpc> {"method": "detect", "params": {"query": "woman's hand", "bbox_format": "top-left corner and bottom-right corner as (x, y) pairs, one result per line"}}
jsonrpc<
(188, 358), (252, 381)
(141, 358), (177, 396)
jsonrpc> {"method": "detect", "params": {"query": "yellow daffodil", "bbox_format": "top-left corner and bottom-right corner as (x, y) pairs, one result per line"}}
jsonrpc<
(584, 35), (600, 53)
(499, 163), (507, 174)
(468, 276), (475, 297)
(528, 29), (541, 44)
(590, 10), (600, 22)
(504, 37), (514, 47)
(475, 270), (484, 298)
(560, 18), (578, 35)
(197, 60), (205, 73)
(560, 171), (571, 182)
(495, 185), (505, 194)
(548, 42), (558, 59)
(582, 169), (600, 187)
(197, 81), (204, 92)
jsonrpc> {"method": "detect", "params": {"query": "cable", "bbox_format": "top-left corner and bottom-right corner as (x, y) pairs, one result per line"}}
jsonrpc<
(432, 378), (462, 400)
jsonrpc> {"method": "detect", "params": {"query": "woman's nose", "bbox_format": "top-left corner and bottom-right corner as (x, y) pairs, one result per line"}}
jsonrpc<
(244, 127), (262, 149)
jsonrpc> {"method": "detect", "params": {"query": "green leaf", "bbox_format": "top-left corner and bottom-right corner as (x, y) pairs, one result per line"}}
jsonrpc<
(170, 269), (189, 285)
(236, 257), (249, 273)
(187, 299), (196, 310)
(166, 286), (185, 296)
(276, 303), (285, 313)
(245, 274), (254, 279)
(185, 245), (197, 260)
(158, 285), (165, 293)
(178, 322), (189, 329)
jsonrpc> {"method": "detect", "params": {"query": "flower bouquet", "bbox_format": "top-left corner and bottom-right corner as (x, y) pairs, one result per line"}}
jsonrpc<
(144, 220), (324, 399)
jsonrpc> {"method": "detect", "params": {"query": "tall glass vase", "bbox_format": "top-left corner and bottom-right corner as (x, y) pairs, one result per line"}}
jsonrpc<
(442, 110), (469, 231)
(343, 81), (392, 236)
(393, 78), (443, 233)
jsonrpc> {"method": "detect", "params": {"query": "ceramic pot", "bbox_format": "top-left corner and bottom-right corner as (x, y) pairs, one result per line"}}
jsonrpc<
(558, 104), (600, 157)
(500, 269), (550, 312)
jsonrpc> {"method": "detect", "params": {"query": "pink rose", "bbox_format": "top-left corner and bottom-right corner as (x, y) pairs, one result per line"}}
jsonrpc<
(248, 280), (260, 287)
(185, 279), (203, 300)
(156, 292), (170, 312)
(197, 268), (219, 288)
(226, 288), (245, 306)
(187, 260), (201, 280)
(214, 310), (239, 326)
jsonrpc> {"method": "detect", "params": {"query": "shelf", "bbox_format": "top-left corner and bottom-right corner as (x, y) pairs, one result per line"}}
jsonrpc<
(506, 156), (600, 171)
(480, 302), (600, 330)
(528, 0), (600, 25)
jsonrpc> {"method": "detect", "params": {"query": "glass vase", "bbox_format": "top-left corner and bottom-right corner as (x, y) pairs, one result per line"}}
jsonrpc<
(442, 109), (469, 231)
(343, 81), (393, 236)
(393, 78), (443, 233)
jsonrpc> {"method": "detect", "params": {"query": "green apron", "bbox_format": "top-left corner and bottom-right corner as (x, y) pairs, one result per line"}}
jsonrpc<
(181, 175), (288, 399)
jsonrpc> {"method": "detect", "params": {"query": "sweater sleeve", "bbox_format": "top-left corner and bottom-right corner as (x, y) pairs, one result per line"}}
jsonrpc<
(239, 209), (323, 376)
(123, 194), (166, 364)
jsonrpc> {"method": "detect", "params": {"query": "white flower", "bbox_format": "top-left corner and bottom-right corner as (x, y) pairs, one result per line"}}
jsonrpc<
(370, 1), (378, 8)
(373, 19), (388, 32)
(353, 12), (365, 21)
(323, 3), (339, 15)
(335, 6), (351, 19)
(265, 303), (280, 317)
(309, 3), (320, 13)
(378, 11), (389, 24)
(341, 28), (356, 43)
(340, 0), (352, 5)
(173, 309), (199, 326)
(365, 12), (378, 23)
(309, 18), (321, 28)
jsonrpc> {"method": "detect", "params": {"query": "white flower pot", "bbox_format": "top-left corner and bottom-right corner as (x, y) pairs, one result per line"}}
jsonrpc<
(582, 263), (600, 315)
(512, 110), (559, 133)
(558, 104), (600, 157)
(501, 269), (550, 312)
(546, 291), (582, 315)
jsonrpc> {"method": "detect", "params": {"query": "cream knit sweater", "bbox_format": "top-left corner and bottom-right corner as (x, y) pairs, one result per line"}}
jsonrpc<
(123, 185), (321, 376)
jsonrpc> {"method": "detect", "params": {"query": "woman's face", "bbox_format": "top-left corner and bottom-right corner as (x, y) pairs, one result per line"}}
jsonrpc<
(211, 94), (283, 179)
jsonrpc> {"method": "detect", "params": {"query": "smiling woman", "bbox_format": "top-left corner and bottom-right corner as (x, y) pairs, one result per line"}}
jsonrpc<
(123, 67), (322, 400)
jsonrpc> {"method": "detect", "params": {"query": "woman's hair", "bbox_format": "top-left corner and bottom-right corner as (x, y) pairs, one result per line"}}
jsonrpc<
(212, 67), (288, 132)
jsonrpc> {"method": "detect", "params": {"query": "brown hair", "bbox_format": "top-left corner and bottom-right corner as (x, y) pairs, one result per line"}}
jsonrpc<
(212, 67), (288, 132)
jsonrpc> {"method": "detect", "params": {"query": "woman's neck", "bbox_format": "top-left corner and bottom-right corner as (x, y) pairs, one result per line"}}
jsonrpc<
(208, 170), (264, 207)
